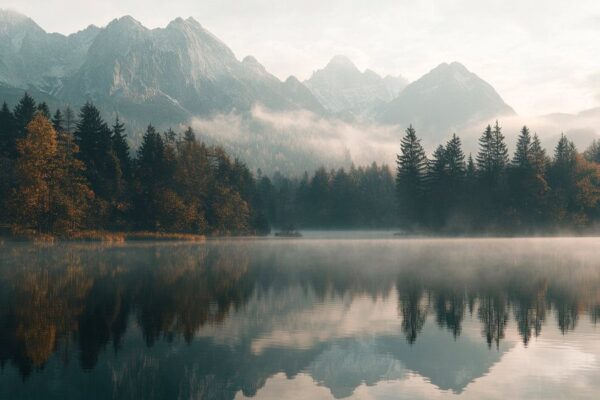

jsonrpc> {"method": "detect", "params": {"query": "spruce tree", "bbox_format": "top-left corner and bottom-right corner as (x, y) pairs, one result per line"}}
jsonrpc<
(111, 116), (131, 180)
(491, 121), (509, 172)
(13, 93), (36, 139)
(584, 139), (600, 164)
(75, 103), (122, 203)
(0, 102), (16, 157)
(64, 106), (76, 133)
(52, 109), (64, 132)
(476, 125), (494, 177)
(512, 126), (531, 169)
(396, 125), (427, 227)
(37, 102), (51, 119)
(445, 134), (466, 181)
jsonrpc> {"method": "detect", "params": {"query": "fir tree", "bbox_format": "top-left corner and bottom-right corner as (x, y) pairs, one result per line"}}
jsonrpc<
(111, 116), (131, 180)
(75, 103), (122, 204)
(0, 102), (16, 157)
(584, 139), (600, 164)
(512, 126), (531, 169)
(476, 125), (494, 177)
(37, 102), (51, 119)
(13, 93), (36, 139)
(52, 109), (64, 132)
(396, 125), (427, 227)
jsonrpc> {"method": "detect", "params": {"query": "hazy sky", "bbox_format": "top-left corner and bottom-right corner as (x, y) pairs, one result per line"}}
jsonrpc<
(4, 0), (600, 115)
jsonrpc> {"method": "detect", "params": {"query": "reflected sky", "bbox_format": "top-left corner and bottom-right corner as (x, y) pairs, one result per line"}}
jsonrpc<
(1, 237), (600, 399)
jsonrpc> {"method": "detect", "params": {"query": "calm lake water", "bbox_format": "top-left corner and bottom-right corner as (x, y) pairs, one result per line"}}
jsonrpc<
(1, 235), (600, 399)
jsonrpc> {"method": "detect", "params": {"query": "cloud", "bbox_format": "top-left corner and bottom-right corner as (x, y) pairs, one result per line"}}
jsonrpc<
(190, 105), (404, 175)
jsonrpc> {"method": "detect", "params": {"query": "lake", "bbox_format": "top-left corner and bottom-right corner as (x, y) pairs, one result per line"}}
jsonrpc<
(1, 235), (600, 399)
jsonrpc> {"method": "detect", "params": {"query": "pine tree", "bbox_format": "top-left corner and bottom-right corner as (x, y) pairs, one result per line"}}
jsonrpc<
(64, 106), (76, 133)
(37, 102), (51, 119)
(75, 103), (122, 202)
(133, 125), (170, 230)
(0, 102), (16, 157)
(466, 154), (476, 180)
(584, 139), (600, 164)
(512, 126), (531, 169)
(491, 121), (509, 172)
(445, 134), (466, 181)
(111, 116), (131, 180)
(396, 125), (427, 227)
(13, 93), (36, 139)
(476, 125), (494, 177)
(509, 126), (537, 228)
(549, 134), (578, 223)
(426, 145), (447, 227)
(52, 109), (64, 132)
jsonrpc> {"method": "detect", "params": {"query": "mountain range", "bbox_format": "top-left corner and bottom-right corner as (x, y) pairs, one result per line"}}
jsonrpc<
(0, 9), (520, 172)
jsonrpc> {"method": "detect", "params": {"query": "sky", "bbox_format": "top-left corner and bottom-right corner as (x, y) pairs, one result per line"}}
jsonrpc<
(4, 0), (600, 116)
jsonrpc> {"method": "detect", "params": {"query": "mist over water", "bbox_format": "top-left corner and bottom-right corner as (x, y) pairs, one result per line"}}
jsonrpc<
(2, 236), (600, 399)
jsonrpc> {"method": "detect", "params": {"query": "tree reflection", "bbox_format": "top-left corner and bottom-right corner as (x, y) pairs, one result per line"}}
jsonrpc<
(1, 242), (600, 381)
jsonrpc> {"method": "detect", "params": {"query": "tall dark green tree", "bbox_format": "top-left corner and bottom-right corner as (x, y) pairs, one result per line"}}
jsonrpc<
(111, 116), (131, 180)
(52, 109), (64, 132)
(13, 93), (36, 140)
(75, 103), (122, 210)
(396, 125), (427, 228)
(36, 102), (51, 119)
(0, 102), (16, 158)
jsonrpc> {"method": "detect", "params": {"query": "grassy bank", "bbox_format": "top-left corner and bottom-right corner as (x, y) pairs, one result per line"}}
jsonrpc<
(2, 228), (206, 244)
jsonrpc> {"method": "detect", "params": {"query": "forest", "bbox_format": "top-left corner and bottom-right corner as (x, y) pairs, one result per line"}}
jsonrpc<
(2, 93), (600, 238)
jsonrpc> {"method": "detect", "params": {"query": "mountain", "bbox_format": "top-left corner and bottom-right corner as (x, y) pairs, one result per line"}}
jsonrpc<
(304, 55), (408, 115)
(378, 62), (515, 140)
(0, 11), (325, 128)
(0, 9), (100, 93)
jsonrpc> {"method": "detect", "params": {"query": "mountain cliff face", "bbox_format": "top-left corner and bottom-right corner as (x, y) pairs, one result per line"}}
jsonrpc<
(0, 11), (325, 126)
(304, 55), (408, 115)
(377, 62), (515, 139)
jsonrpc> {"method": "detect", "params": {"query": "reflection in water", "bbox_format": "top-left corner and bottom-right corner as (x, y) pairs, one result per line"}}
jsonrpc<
(1, 238), (600, 399)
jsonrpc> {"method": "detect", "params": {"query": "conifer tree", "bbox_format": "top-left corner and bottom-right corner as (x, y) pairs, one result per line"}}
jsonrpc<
(512, 126), (531, 169)
(584, 139), (600, 164)
(75, 103), (122, 203)
(13, 93), (36, 139)
(491, 121), (509, 172)
(36, 102), (51, 119)
(111, 116), (131, 180)
(64, 106), (76, 133)
(476, 125), (494, 177)
(396, 125), (427, 227)
(0, 102), (16, 157)
(52, 109), (64, 132)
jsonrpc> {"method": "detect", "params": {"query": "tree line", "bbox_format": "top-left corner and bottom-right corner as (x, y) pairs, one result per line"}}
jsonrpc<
(0, 94), (269, 237)
(396, 122), (600, 233)
(3, 93), (600, 236)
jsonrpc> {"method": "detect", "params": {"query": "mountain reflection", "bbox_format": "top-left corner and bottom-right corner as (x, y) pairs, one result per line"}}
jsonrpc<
(1, 239), (600, 399)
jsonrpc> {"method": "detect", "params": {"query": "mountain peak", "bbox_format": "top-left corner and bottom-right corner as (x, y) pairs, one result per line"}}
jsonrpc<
(326, 55), (360, 72)
(378, 62), (515, 139)
(242, 55), (268, 75)
(105, 15), (145, 31)
(0, 8), (44, 33)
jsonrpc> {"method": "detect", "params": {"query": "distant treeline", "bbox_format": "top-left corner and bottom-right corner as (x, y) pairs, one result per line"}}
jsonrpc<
(396, 123), (600, 232)
(3, 93), (600, 237)
(0, 94), (270, 237)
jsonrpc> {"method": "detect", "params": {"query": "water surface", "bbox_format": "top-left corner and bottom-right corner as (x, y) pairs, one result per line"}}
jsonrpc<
(1, 236), (599, 399)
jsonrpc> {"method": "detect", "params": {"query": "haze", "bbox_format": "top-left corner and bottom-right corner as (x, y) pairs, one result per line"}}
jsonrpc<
(4, 0), (600, 116)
